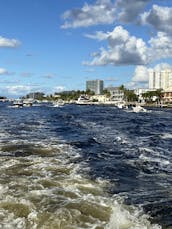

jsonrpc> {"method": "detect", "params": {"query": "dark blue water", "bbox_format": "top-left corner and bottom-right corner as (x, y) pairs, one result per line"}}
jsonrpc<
(50, 104), (172, 227)
(0, 102), (171, 228)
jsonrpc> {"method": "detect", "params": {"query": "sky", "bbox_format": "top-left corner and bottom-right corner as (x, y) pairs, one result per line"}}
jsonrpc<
(0, 0), (172, 98)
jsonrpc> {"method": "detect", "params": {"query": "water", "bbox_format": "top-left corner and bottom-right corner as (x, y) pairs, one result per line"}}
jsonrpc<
(0, 102), (171, 229)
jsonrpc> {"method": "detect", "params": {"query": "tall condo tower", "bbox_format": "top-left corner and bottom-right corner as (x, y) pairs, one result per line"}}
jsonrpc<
(149, 69), (172, 90)
(86, 80), (104, 95)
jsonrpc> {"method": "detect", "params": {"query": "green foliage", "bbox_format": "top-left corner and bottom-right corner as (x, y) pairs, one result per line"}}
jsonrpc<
(124, 90), (138, 102)
(86, 89), (95, 96)
(57, 90), (86, 101)
(116, 85), (138, 102)
(92, 99), (98, 102)
(119, 84), (125, 91)
(142, 89), (162, 103)
(103, 89), (111, 97)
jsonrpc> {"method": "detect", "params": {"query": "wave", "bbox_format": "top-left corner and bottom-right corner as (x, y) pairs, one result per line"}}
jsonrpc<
(0, 138), (161, 229)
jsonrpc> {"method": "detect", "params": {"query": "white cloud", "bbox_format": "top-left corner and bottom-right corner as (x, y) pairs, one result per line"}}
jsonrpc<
(0, 84), (66, 98)
(116, 0), (150, 23)
(53, 86), (66, 92)
(153, 63), (172, 71)
(0, 68), (9, 75)
(0, 68), (15, 75)
(126, 80), (148, 89)
(61, 0), (116, 28)
(61, 0), (152, 28)
(141, 5), (172, 35)
(0, 36), (21, 48)
(130, 66), (150, 89)
(126, 66), (149, 89)
(5, 85), (32, 96)
(84, 25), (172, 66)
(132, 66), (149, 82)
(149, 32), (172, 61)
(84, 26), (149, 66)
(84, 31), (109, 40)
(61, 1), (172, 66)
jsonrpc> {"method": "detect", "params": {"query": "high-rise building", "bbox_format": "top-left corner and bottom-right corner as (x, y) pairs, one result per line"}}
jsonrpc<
(86, 80), (104, 95)
(149, 69), (172, 90)
(161, 69), (172, 89)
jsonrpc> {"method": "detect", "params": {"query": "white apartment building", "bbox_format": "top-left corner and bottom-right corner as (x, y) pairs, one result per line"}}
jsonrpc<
(161, 69), (172, 89)
(149, 68), (172, 90)
(106, 87), (124, 102)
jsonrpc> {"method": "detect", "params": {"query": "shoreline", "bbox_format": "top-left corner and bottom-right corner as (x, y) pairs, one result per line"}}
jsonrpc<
(67, 101), (172, 108)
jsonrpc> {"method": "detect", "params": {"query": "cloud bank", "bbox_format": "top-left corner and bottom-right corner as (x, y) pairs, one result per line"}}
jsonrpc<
(62, 1), (172, 67)
(84, 25), (172, 66)
(141, 5), (172, 35)
(61, 0), (152, 28)
(116, 0), (150, 23)
(84, 26), (148, 66)
(61, 0), (116, 29)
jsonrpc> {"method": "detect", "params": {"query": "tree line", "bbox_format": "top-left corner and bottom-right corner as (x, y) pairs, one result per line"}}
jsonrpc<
(119, 85), (162, 103)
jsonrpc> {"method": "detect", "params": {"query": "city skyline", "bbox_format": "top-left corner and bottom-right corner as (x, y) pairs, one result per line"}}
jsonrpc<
(0, 0), (172, 97)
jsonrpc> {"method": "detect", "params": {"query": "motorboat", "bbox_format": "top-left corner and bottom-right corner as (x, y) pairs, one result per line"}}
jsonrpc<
(52, 100), (64, 107)
(23, 99), (33, 107)
(12, 99), (23, 108)
(132, 105), (147, 113)
(76, 95), (90, 105)
(116, 102), (127, 109)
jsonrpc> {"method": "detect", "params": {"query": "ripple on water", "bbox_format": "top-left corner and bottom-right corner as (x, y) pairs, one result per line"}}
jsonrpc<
(0, 105), (169, 228)
(0, 140), (162, 229)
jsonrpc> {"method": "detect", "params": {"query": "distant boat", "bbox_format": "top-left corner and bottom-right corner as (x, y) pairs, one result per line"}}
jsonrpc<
(53, 102), (61, 107)
(12, 99), (23, 108)
(117, 103), (124, 109)
(132, 105), (147, 113)
(52, 100), (64, 107)
(11, 99), (33, 108)
(75, 95), (89, 105)
(116, 102), (126, 109)
(23, 99), (33, 107)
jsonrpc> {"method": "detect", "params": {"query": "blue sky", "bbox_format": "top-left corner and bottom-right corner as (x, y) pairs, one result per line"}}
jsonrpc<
(0, 0), (172, 97)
